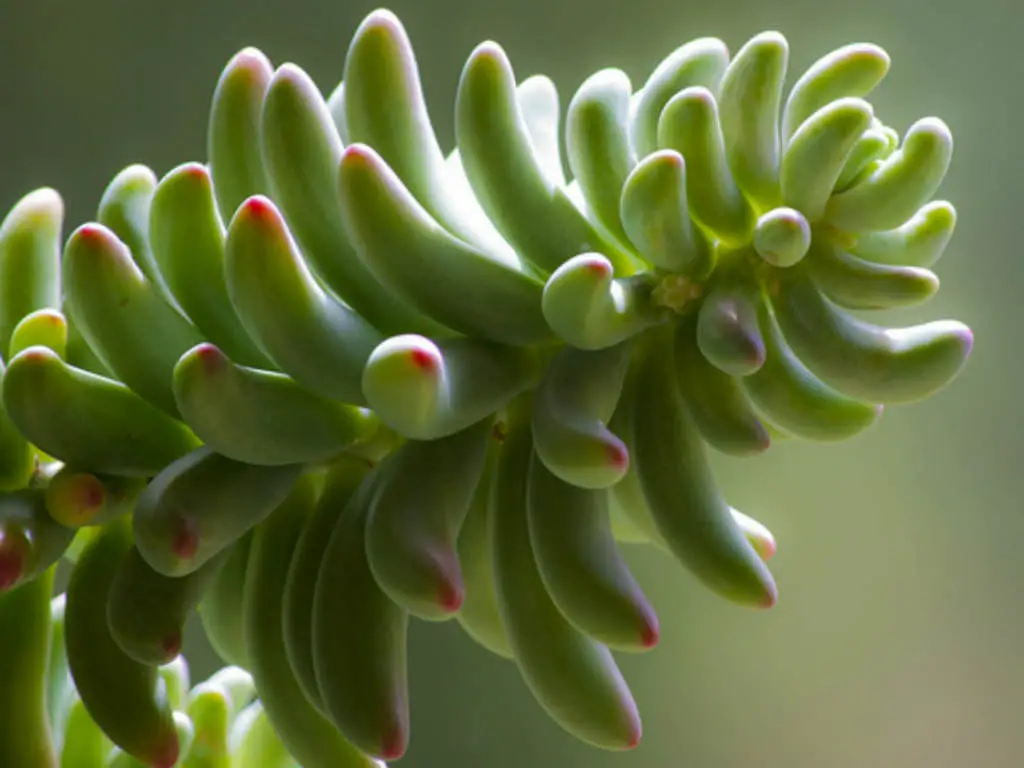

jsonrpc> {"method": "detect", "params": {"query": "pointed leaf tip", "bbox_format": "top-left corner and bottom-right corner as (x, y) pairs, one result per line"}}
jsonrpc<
(0, 527), (28, 590)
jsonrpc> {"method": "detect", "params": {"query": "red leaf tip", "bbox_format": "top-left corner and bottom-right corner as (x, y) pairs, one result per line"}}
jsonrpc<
(607, 441), (629, 470)
(75, 474), (106, 513)
(193, 343), (228, 372)
(14, 345), (58, 365)
(162, 631), (183, 659)
(0, 541), (26, 592)
(178, 162), (208, 179)
(74, 223), (112, 246)
(640, 619), (660, 649)
(31, 310), (64, 329)
(656, 148), (685, 169)
(239, 195), (278, 222)
(171, 520), (199, 561)
(379, 721), (408, 761)
(437, 578), (464, 613)
(150, 736), (181, 768)
(341, 143), (376, 167)
(626, 720), (642, 750)
(409, 347), (439, 372)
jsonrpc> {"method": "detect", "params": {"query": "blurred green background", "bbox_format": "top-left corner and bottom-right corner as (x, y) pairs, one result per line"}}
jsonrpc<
(0, 0), (1015, 765)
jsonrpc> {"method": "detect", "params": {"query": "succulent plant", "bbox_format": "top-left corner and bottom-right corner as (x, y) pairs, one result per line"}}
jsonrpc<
(0, 7), (972, 767)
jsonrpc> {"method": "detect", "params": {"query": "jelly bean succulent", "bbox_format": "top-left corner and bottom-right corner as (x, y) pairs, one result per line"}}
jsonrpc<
(0, 8), (972, 767)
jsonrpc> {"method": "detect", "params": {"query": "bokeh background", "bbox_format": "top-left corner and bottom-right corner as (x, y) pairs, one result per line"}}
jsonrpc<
(0, 0), (1016, 766)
